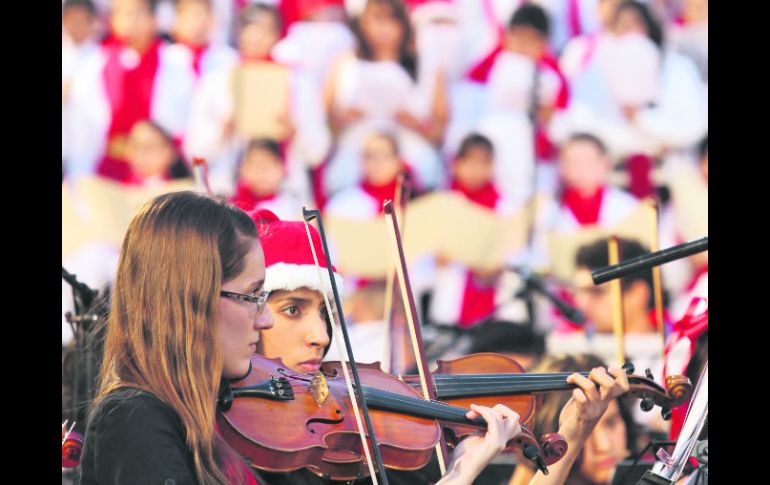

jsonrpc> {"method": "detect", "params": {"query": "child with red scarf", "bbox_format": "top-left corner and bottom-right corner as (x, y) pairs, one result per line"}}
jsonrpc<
(447, 3), (569, 206)
(65, 0), (196, 182)
(549, 132), (638, 232)
(429, 133), (514, 328)
(184, 3), (329, 197)
(122, 119), (191, 186)
(323, 131), (410, 219)
(229, 138), (303, 220)
(168, 0), (238, 78)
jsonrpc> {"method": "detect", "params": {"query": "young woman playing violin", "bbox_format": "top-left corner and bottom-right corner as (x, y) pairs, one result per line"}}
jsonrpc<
(79, 192), (628, 485)
(250, 208), (632, 485)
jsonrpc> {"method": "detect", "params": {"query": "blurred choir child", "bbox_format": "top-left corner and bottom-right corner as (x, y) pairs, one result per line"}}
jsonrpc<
(272, 0), (355, 89)
(123, 119), (191, 185)
(63, 0), (101, 174)
(551, 133), (638, 231)
(323, 131), (407, 219)
(230, 138), (303, 220)
(184, 3), (329, 198)
(322, 0), (447, 197)
(559, 0), (623, 81)
(667, 0), (708, 82)
(551, 0), (707, 177)
(429, 134), (513, 328)
(168, 0), (238, 78)
(452, 3), (569, 206)
(323, 282), (391, 366)
(66, 0), (196, 181)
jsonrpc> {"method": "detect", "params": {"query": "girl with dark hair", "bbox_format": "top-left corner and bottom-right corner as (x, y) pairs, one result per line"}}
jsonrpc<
(322, 0), (447, 197)
(123, 119), (192, 185)
(510, 354), (642, 485)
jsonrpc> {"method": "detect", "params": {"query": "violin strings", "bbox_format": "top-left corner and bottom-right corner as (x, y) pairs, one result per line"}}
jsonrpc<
(362, 386), (477, 423)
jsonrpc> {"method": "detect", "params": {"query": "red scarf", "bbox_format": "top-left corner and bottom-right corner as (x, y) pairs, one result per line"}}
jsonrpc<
(451, 179), (499, 327)
(566, 0), (582, 38)
(561, 186), (605, 225)
(664, 299), (708, 440)
(230, 181), (278, 212)
(466, 44), (568, 161)
(182, 41), (209, 77)
(97, 37), (162, 182)
(361, 178), (399, 214)
(451, 179), (499, 209)
(685, 264), (708, 293)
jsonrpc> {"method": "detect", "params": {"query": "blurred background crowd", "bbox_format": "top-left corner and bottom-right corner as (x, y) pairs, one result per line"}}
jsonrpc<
(62, 0), (708, 483)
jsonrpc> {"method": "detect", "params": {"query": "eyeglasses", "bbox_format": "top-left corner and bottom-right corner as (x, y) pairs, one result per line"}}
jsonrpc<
(220, 290), (271, 314)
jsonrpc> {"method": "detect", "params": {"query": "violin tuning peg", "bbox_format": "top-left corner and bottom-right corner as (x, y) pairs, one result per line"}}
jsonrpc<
(622, 362), (635, 375)
(540, 433), (568, 462)
(640, 397), (655, 412)
(661, 407), (672, 421)
(645, 368), (654, 380)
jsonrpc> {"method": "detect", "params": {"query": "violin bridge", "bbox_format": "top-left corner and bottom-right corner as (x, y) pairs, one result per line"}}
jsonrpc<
(310, 371), (329, 407)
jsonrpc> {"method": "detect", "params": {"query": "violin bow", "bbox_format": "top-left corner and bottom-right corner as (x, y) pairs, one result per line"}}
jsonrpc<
(645, 198), (667, 352)
(301, 208), (389, 485)
(192, 157), (212, 195)
(383, 200), (450, 476)
(608, 236), (627, 367)
(382, 173), (412, 374)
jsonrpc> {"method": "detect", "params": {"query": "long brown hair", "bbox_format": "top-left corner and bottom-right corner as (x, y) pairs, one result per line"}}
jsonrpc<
(527, 354), (641, 483)
(351, 0), (417, 80)
(95, 191), (258, 484)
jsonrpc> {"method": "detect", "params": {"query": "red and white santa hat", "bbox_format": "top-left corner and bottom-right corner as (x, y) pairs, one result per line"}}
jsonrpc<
(251, 209), (344, 296)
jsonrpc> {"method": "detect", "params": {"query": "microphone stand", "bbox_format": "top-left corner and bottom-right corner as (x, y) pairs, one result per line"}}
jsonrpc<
(62, 267), (103, 436)
(512, 267), (586, 326)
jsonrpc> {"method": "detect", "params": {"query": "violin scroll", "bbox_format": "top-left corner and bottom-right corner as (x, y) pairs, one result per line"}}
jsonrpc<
(664, 375), (692, 407)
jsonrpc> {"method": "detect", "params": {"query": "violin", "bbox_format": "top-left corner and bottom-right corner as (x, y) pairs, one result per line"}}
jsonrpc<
(399, 353), (693, 423)
(217, 353), (567, 481)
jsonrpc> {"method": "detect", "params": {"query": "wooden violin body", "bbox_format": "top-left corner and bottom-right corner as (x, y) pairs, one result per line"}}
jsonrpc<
(217, 353), (561, 480)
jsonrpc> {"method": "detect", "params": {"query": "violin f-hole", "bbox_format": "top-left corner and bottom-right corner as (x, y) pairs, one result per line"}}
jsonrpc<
(306, 410), (345, 434)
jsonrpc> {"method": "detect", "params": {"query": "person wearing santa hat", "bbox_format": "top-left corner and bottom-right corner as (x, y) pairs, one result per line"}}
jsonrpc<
(65, 0), (197, 182)
(250, 207), (632, 485)
(229, 138), (304, 220)
(251, 209), (338, 376)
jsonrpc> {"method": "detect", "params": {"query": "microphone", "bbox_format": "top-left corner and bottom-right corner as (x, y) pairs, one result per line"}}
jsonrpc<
(511, 267), (586, 325)
(62, 267), (99, 312)
(592, 237), (708, 285)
